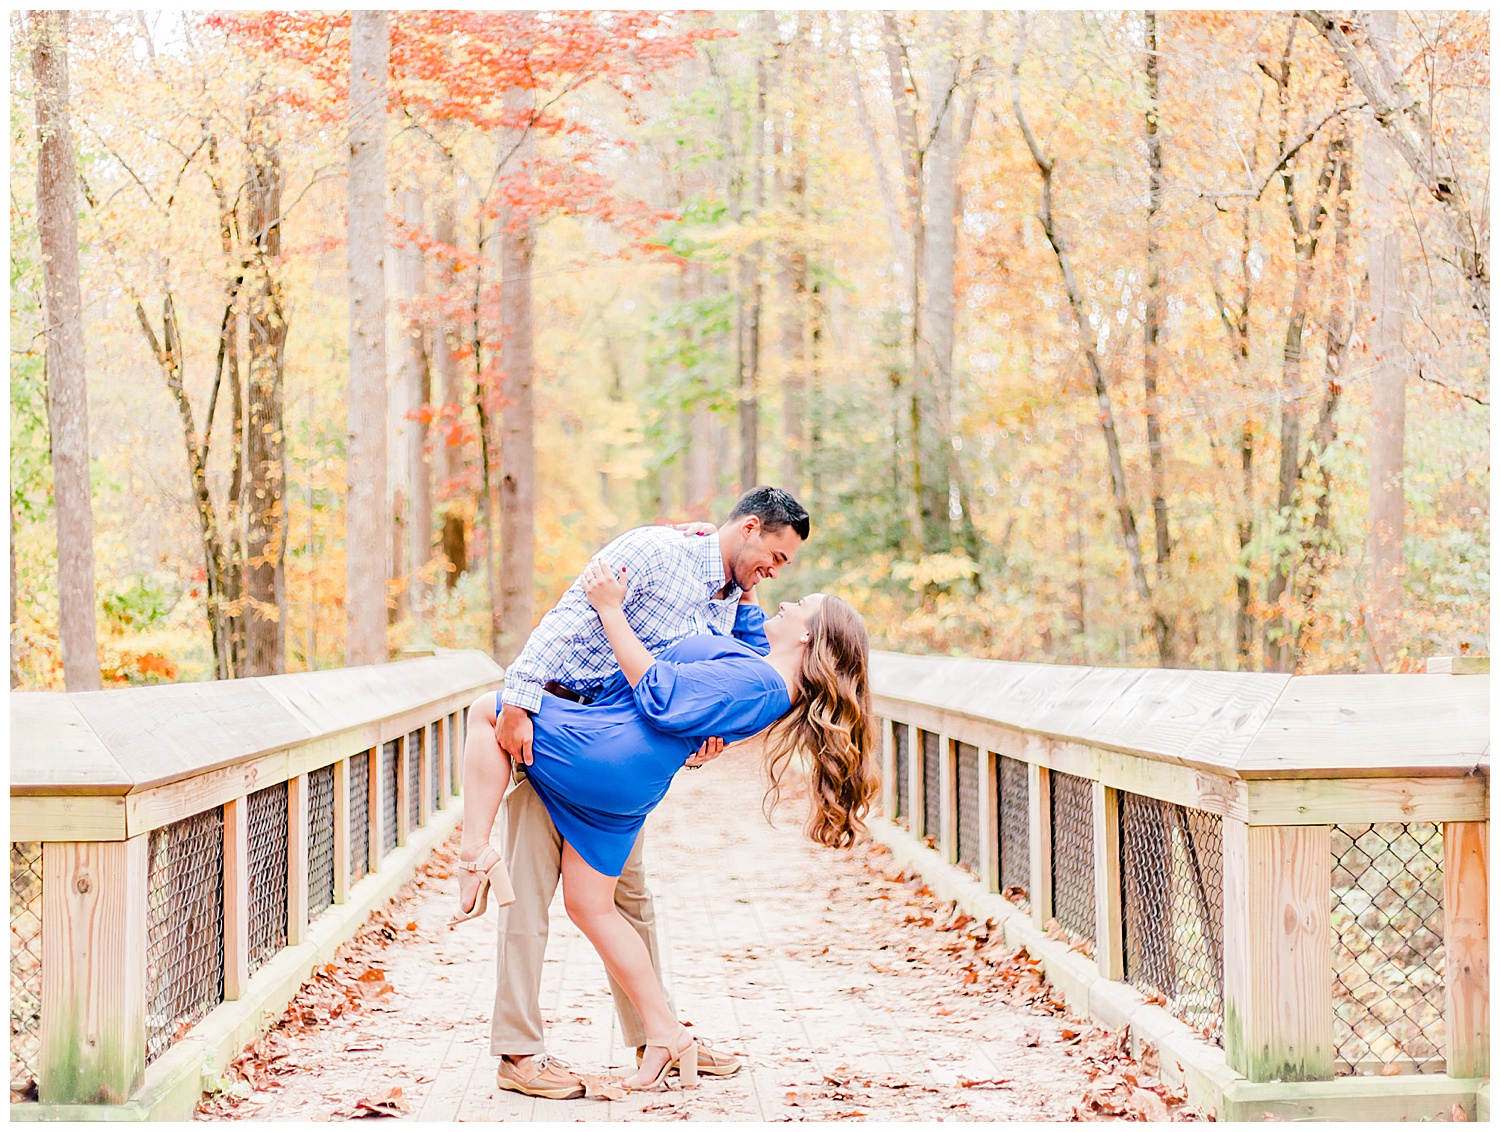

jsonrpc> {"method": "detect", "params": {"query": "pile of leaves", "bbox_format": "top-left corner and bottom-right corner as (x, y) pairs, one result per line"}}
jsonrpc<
(194, 838), (458, 1117)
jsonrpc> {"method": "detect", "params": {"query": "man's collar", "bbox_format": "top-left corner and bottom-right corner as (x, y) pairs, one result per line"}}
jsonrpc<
(689, 530), (738, 600)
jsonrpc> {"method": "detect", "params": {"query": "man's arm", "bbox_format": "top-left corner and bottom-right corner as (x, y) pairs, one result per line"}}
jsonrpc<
(498, 595), (600, 715)
(495, 531), (668, 765)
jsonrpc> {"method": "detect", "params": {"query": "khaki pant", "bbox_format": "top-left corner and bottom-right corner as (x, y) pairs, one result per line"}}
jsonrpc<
(490, 774), (670, 1055)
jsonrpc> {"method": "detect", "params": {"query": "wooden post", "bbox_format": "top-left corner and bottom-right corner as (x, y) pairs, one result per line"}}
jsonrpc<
(396, 734), (411, 846)
(939, 734), (957, 864)
(880, 716), (896, 821)
(1028, 762), (1052, 928)
(417, 726), (432, 830)
(222, 796), (250, 1001)
(332, 757), (350, 904)
(286, 773), (309, 946)
(978, 749), (1000, 892)
(368, 747), (385, 872)
(1222, 819), (1333, 1082)
(1444, 820), (1488, 1078)
(39, 837), (148, 1104)
(1093, 782), (1124, 979)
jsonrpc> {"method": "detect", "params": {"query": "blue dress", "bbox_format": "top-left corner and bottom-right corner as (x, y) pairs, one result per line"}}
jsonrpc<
(519, 610), (789, 876)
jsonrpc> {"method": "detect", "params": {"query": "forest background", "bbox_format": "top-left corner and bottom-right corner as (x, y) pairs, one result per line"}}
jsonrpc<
(9, 9), (1489, 692)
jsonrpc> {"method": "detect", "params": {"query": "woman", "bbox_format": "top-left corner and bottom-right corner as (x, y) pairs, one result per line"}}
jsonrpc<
(452, 558), (877, 1090)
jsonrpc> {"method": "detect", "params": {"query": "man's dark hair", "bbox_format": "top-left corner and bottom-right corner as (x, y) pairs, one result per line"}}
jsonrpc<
(728, 486), (811, 541)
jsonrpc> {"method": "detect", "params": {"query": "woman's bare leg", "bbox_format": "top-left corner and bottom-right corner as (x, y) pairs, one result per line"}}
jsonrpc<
(458, 693), (512, 911)
(560, 843), (686, 1086)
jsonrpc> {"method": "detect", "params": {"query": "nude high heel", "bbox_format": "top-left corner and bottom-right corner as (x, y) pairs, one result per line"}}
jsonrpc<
(630, 1033), (697, 1091)
(447, 846), (516, 927)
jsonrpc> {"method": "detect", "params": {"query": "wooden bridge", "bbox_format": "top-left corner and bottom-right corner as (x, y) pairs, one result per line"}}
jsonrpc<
(9, 649), (1489, 1121)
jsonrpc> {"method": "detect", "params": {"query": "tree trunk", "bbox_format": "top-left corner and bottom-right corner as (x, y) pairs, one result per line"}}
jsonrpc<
(1362, 10), (1408, 672)
(206, 133), (247, 676)
(497, 82), (536, 665)
(1293, 123), (1353, 668)
(1142, 11), (1174, 664)
(432, 191), (466, 591)
(244, 110), (287, 676)
(918, 22), (959, 555)
(399, 188), (431, 629)
(779, 141), (808, 495)
(737, 12), (772, 493)
(1263, 129), (1336, 672)
(30, 10), (101, 691)
(345, 10), (390, 667)
(883, 14), (924, 550)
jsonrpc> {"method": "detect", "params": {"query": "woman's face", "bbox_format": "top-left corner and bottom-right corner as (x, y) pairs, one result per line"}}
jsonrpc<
(764, 593), (825, 651)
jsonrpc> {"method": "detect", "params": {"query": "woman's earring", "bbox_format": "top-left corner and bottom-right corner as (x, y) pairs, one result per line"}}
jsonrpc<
(800, 634), (810, 643)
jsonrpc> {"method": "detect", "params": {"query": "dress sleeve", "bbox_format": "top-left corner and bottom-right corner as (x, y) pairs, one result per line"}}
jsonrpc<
(730, 604), (770, 655)
(632, 655), (786, 738)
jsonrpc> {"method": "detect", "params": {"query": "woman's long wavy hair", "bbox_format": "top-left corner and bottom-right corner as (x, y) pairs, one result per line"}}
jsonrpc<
(762, 596), (879, 849)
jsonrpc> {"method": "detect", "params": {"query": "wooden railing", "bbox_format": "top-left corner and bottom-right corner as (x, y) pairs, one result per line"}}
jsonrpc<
(868, 651), (1489, 1116)
(9, 650), (502, 1110)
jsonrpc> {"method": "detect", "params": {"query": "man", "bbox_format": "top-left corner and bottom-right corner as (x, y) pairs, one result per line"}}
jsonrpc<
(491, 486), (811, 1099)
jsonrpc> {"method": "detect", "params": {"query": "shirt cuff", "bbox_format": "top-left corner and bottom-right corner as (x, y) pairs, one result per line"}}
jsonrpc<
(500, 681), (544, 714)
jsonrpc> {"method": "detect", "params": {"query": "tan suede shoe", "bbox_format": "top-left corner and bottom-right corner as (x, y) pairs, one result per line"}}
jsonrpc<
(635, 1039), (741, 1077)
(496, 1054), (587, 1100)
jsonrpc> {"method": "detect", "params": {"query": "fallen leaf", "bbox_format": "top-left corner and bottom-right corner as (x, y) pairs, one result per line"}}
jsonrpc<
(1380, 1061), (1402, 1076)
(353, 1085), (409, 1118)
(1452, 1103), (1470, 1122)
(1127, 1086), (1168, 1121)
(579, 1074), (625, 1101)
(957, 1077), (1012, 1089)
(344, 1042), (384, 1052)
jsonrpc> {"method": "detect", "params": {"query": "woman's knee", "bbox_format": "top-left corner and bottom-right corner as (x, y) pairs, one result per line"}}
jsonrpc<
(467, 693), (499, 731)
(563, 880), (615, 931)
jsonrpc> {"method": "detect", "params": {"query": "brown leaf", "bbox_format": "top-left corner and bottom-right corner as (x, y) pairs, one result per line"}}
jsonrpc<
(1452, 1103), (1470, 1122)
(1380, 1061), (1402, 1076)
(579, 1073), (625, 1101)
(353, 1086), (409, 1118)
(1127, 1086), (1169, 1121)
(957, 1077), (1012, 1089)
(344, 1042), (384, 1052)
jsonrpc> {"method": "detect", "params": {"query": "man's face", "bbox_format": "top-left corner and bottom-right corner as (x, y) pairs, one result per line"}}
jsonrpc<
(727, 518), (803, 591)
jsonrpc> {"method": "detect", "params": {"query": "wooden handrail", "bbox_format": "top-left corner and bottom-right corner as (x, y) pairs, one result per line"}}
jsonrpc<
(10, 651), (503, 841)
(868, 651), (1489, 1094)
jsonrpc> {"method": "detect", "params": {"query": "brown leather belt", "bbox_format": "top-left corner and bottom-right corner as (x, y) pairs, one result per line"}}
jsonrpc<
(543, 680), (586, 704)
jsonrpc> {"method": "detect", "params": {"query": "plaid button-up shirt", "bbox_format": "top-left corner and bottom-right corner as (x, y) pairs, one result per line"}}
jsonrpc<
(500, 526), (742, 713)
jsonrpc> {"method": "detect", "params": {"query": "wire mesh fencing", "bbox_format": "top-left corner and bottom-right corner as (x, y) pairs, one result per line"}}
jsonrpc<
(921, 730), (941, 840)
(246, 784), (289, 978)
(893, 723), (910, 824)
(1049, 771), (1095, 944)
(955, 742), (981, 874)
(407, 731), (423, 830)
(10, 842), (42, 1101)
(998, 756), (1030, 908)
(307, 764), (336, 921)
(429, 721), (443, 812)
(350, 751), (371, 882)
(1331, 822), (1446, 1074)
(381, 741), (400, 852)
(450, 713), (462, 797)
(146, 807), (225, 1064)
(1119, 793), (1225, 1045)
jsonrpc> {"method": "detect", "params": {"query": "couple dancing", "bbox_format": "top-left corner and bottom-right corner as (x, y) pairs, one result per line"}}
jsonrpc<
(451, 487), (879, 1096)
